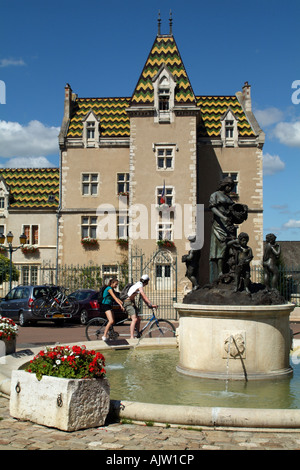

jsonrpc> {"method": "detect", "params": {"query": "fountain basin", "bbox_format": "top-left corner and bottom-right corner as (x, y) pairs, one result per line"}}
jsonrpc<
(174, 302), (295, 380)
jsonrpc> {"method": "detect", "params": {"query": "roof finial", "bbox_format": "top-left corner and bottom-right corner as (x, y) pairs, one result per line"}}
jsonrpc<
(169, 10), (173, 35)
(158, 10), (161, 35)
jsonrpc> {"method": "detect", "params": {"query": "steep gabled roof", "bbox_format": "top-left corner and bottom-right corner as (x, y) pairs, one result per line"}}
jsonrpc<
(196, 96), (255, 137)
(0, 168), (59, 208)
(131, 35), (196, 105)
(67, 97), (130, 138)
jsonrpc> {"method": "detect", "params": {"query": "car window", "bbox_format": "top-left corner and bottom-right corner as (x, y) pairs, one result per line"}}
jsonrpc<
(15, 288), (26, 299)
(73, 291), (93, 301)
(6, 288), (17, 301)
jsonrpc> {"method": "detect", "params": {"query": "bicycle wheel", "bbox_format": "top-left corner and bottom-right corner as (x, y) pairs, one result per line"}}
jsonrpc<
(86, 317), (107, 341)
(32, 297), (49, 316)
(148, 319), (176, 338)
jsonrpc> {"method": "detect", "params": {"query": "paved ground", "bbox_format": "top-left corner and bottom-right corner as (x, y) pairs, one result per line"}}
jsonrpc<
(2, 320), (300, 452)
(1, 393), (300, 451)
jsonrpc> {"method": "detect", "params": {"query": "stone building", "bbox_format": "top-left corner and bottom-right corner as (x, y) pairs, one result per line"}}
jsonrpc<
(58, 20), (264, 294)
(0, 168), (59, 289)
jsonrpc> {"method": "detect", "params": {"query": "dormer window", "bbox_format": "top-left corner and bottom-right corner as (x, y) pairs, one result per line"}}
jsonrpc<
(159, 88), (170, 111)
(225, 120), (234, 138)
(220, 108), (239, 147)
(153, 65), (177, 123)
(86, 121), (95, 139)
(82, 110), (100, 148)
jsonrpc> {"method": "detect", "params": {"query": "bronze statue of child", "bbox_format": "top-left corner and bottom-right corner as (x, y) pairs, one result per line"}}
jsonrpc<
(263, 233), (281, 290)
(228, 232), (253, 293)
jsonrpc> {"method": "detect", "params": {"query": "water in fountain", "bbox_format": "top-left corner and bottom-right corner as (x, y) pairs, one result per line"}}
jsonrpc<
(104, 348), (300, 409)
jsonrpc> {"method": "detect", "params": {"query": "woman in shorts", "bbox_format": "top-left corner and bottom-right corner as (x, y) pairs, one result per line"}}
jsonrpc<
(101, 278), (124, 342)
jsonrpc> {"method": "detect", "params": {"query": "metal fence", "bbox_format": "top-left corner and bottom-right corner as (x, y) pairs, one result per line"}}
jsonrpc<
(0, 248), (179, 320)
(0, 259), (299, 319)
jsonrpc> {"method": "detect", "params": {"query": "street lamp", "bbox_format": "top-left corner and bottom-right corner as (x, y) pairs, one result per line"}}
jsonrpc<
(0, 231), (27, 291)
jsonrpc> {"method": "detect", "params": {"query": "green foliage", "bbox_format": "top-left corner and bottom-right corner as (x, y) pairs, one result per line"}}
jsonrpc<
(0, 255), (19, 285)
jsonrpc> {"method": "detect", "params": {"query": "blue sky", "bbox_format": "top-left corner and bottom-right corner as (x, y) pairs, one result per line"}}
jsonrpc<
(0, 0), (299, 241)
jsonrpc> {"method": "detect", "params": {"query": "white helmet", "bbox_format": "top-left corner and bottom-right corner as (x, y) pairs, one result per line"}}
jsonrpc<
(141, 274), (150, 282)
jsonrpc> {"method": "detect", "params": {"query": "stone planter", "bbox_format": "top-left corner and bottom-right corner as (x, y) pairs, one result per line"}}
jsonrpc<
(0, 337), (16, 357)
(10, 370), (110, 431)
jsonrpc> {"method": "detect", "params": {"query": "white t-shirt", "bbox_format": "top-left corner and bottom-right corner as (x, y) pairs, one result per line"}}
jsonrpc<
(127, 281), (143, 298)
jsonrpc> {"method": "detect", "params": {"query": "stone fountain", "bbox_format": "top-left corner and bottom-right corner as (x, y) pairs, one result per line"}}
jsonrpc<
(175, 177), (294, 381)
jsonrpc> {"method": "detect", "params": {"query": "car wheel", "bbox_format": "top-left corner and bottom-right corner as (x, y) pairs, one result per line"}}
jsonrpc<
(80, 309), (89, 325)
(19, 312), (28, 327)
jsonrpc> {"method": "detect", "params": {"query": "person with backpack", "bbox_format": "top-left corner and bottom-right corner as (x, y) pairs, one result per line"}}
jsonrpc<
(122, 274), (158, 339)
(101, 278), (124, 342)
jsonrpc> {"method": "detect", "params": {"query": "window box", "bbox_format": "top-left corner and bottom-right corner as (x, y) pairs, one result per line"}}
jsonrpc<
(117, 238), (128, 249)
(157, 239), (175, 249)
(81, 237), (98, 247)
(0, 245), (7, 254)
(21, 244), (39, 254)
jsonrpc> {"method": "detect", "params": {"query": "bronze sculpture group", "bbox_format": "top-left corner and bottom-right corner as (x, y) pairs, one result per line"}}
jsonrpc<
(182, 176), (281, 294)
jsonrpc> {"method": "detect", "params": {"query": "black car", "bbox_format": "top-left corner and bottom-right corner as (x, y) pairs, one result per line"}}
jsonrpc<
(69, 289), (127, 325)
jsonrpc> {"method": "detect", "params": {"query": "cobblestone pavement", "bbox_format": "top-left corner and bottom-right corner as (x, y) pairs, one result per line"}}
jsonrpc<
(1, 394), (300, 451)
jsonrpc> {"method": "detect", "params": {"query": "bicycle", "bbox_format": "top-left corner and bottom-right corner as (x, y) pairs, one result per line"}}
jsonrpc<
(32, 286), (79, 318)
(85, 307), (176, 341)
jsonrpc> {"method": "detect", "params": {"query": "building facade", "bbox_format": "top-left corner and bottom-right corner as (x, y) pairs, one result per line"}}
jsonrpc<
(0, 168), (59, 291)
(58, 23), (264, 294)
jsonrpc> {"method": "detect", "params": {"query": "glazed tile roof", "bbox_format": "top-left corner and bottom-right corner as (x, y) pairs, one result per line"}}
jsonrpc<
(0, 168), (59, 208)
(67, 97), (130, 138)
(131, 35), (195, 105)
(66, 35), (255, 139)
(196, 96), (255, 137)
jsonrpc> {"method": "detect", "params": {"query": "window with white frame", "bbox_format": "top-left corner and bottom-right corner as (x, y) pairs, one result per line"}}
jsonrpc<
(152, 66), (177, 123)
(23, 225), (39, 244)
(82, 173), (99, 196)
(86, 121), (95, 139)
(157, 186), (174, 206)
(117, 173), (129, 194)
(0, 197), (4, 209)
(81, 216), (97, 239)
(225, 120), (234, 138)
(102, 265), (118, 284)
(157, 222), (173, 241)
(21, 266), (38, 285)
(117, 214), (129, 239)
(82, 111), (100, 147)
(156, 147), (174, 170)
(221, 108), (239, 146)
(222, 172), (239, 196)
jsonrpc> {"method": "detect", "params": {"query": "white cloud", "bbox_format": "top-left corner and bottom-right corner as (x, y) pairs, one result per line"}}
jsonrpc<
(0, 120), (59, 159)
(255, 107), (284, 127)
(263, 153), (285, 176)
(273, 120), (300, 147)
(283, 219), (300, 229)
(0, 156), (55, 168)
(0, 58), (26, 68)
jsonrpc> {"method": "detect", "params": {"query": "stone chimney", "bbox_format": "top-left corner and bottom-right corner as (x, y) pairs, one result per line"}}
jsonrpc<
(242, 81), (251, 112)
(64, 83), (73, 119)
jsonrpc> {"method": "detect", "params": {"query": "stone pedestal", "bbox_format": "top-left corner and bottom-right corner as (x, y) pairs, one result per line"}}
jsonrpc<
(10, 370), (110, 431)
(174, 303), (294, 380)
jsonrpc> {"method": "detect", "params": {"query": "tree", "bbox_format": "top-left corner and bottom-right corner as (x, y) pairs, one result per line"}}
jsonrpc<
(0, 254), (20, 285)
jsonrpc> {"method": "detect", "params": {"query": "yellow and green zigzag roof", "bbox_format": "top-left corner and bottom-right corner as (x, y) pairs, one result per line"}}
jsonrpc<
(196, 96), (255, 137)
(0, 168), (59, 208)
(67, 35), (255, 139)
(131, 35), (195, 105)
(67, 97), (130, 138)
